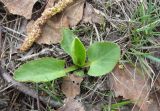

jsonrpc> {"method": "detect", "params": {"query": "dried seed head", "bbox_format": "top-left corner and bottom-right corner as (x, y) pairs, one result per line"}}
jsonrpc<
(20, 0), (73, 52)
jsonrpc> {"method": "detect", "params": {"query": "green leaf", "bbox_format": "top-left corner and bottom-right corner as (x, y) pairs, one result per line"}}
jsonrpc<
(87, 42), (120, 76)
(75, 70), (85, 77)
(14, 57), (66, 82)
(71, 37), (86, 66)
(61, 28), (76, 55)
(102, 100), (132, 110)
(144, 54), (160, 63)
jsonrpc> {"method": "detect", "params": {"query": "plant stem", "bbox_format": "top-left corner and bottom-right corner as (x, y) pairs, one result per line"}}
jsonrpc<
(64, 62), (91, 73)
(64, 65), (79, 73)
(83, 62), (91, 67)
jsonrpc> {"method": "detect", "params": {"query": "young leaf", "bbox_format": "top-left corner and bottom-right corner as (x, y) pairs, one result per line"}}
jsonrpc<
(71, 37), (86, 66)
(87, 42), (120, 76)
(61, 28), (76, 55)
(14, 57), (66, 82)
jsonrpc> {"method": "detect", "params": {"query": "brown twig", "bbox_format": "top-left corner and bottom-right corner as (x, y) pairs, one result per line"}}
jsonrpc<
(0, 66), (62, 108)
(0, 26), (2, 57)
(20, 0), (73, 52)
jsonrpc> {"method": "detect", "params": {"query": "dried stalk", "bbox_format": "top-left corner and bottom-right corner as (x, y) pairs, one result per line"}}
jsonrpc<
(20, 0), (73, 52)
(0, 26), (2, 56)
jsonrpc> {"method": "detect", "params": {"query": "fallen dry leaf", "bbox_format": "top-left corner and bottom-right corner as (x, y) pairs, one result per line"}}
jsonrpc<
(63, 0), (85, 27)
(37, 14), (69, 44)
(25, 0), (85, 45)
(109, 64), (151, 111)
(61, 74), (83, 98)
(82, 2), (105, 24)
(57, 98), (85, 111)
(27, 16), (69, 44)
(20, 0), (74, 51)
(1, 0), (38, 19)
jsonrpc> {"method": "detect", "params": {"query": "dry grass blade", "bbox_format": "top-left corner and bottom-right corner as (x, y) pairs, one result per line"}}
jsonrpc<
(0, 26), (2, 58)
(20, 0), (73, 52)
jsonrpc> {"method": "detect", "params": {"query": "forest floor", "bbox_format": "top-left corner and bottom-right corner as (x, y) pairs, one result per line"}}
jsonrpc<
(0, 0), (160, 111)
